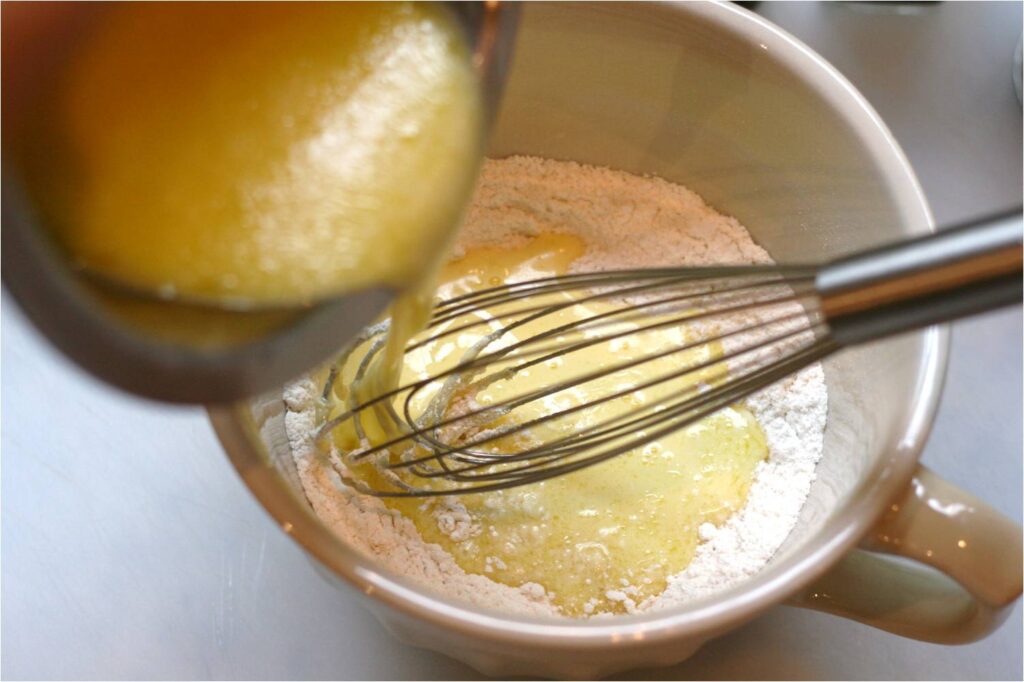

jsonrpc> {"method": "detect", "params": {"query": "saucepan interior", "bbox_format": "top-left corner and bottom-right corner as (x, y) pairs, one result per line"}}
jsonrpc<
(210, 2), (942, 677)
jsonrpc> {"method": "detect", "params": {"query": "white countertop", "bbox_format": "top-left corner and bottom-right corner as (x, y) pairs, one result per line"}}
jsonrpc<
(2, 2), (1021, 679)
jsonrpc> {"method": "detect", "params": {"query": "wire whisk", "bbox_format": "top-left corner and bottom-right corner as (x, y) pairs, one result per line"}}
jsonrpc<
(316, 210), (1021, 496)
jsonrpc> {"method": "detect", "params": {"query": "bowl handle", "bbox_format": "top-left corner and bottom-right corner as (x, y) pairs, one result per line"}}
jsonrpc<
(788, 464), (1022, 643)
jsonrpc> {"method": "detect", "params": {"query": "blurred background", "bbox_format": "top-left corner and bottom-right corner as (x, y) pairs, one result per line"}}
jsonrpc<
(3, 2), (1021, 679)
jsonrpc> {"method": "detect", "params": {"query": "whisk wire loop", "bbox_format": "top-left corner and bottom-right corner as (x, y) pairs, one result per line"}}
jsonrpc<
(337, 278), (817, 459)
(387, 306), (819, 472)
(319, 267), (834, 496)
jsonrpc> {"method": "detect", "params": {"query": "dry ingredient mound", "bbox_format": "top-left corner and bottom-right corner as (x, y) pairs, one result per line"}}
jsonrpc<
(284, 156), (828, 617)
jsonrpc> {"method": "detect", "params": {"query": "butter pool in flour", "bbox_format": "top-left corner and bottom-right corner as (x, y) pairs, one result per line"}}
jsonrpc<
(285, 157), (828, 617)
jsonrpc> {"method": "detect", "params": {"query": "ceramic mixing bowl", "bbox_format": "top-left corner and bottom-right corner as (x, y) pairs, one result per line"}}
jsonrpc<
(209, 3), (1022, 678)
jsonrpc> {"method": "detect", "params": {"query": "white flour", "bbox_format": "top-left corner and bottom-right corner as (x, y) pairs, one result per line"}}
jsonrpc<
(285, 156), (828, 617)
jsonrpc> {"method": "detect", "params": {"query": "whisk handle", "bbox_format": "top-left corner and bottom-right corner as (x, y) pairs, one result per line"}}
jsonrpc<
(817, 208), (1023, 346)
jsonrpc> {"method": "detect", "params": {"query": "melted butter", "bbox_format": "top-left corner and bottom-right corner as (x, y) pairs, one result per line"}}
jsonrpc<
(329, 235), (591, 447)
(333, 234), (769, 617)
(41, 3), (480, 305)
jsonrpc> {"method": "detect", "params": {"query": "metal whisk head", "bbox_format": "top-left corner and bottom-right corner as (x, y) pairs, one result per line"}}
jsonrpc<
(312, 208), (1021, 497)
(315, 265), (839, 496)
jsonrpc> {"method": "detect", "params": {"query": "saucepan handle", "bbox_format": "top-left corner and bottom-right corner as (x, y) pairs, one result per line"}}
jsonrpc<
(788, 464), (1022, 643)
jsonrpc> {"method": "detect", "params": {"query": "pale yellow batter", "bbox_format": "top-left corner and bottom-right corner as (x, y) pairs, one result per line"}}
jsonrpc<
(329, 234), (768, 616)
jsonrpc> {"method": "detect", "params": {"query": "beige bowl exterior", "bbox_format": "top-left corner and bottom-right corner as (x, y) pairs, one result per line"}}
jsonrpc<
(209, 3), (1022, 678)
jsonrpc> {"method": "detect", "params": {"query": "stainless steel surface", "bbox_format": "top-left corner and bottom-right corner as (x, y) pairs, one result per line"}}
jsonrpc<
(0, 1), (518, 405)
(819, 208), (1023, 344)
(2, 1), (1021, 679)
(758, 1), (1024, 226)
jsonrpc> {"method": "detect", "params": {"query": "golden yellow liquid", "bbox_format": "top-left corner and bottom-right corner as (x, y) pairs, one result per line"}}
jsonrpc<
(47, 3), (480, 305)
(330, 235), (769, 616)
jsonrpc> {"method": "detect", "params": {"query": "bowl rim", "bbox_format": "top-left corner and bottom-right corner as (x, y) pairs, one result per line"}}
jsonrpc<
(209, 0), (947, 650)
